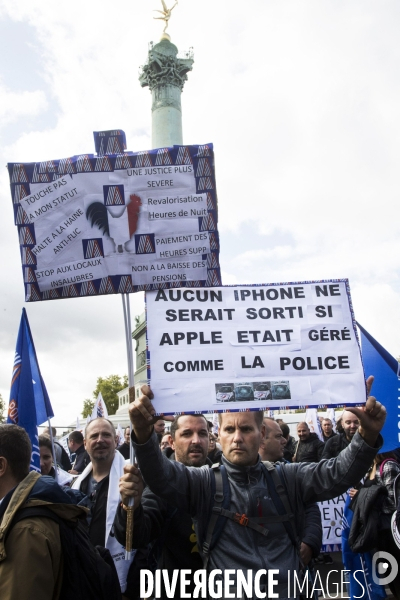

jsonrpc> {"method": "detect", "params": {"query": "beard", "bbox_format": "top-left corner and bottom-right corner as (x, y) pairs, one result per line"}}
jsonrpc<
(178, 444), (207, 467)
(90, 446), (114, 462)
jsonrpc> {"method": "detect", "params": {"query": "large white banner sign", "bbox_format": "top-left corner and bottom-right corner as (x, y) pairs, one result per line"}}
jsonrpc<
(8, 142), (220, 301)
(146, 280), (365, 414)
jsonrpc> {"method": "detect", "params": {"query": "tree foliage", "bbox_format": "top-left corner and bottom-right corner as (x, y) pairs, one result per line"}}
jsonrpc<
(94, 374), (128, 415)
(0, 393), (5, 424)
(82, 399), (95, 418)
(81, 374), (128, 417)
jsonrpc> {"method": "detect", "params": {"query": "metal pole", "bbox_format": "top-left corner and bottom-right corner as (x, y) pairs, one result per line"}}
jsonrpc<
(121, 293), (135, 559)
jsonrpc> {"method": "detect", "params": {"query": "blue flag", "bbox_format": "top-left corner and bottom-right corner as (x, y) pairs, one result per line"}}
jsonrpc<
(358, 322), (400, 453)
(8, 308), (54, 472)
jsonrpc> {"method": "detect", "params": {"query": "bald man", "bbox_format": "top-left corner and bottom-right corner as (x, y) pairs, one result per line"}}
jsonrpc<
(294, 422), (324, 463)
(321, 410), (360, 459)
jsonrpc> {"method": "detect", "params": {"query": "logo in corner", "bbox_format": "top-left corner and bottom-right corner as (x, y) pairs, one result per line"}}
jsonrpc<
(372, 551), (398, 585)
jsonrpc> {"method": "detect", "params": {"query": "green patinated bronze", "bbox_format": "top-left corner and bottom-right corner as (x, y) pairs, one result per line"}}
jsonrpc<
(139, 33), (193, 147)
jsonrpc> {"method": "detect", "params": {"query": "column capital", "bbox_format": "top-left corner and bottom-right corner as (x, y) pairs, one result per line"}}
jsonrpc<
(139, 39), (194, 92)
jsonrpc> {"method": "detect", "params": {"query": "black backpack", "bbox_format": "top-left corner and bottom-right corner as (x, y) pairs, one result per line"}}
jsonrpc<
(8, 506), (122, 600)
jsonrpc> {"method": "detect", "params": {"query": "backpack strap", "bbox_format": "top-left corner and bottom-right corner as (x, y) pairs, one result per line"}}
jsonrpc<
(5, 505), (68, 538)
(4, 505), (79, 550)
(211, 506), (291, 534)
(261, 461), (302, 559)
(202, 463), (229, 569)
(264, 462), (320, 599)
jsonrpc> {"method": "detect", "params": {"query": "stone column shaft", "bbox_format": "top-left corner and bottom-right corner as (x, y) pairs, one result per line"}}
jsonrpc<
(139, 37), (193, 149)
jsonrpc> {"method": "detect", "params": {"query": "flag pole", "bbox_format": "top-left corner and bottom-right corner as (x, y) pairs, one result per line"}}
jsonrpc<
(121, 293), (135, 559)
(47, 418), (59, 483)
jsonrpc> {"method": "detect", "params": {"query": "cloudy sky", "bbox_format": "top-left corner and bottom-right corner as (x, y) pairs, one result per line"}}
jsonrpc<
(0, 1), (399, 428)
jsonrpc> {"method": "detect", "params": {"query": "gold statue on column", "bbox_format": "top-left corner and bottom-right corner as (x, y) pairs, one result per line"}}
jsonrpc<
(154, 0), (178, 34)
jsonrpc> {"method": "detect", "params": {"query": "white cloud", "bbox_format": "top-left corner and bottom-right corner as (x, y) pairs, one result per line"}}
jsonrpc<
(0, 82), (47, 123)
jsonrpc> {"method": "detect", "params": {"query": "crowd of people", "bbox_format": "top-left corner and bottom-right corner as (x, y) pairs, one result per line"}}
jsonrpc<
(1, 380), (399, 600)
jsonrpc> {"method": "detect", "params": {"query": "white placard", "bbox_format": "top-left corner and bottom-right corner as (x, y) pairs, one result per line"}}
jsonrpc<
(8, 144), (220, 301)
(319, 494), (346, 548)
(146, 280), (366, 414)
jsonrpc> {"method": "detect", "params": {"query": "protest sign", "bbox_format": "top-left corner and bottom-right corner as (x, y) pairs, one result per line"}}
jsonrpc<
(146, 280), (366, 414)
(8, 143), (220, 301)
(319, 495), (346, 552)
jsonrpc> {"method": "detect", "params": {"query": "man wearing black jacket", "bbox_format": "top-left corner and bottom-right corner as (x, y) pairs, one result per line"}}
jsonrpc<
(116, 415), (324, 599)
(321, 411), (360, 459)
(294, 422), (324, 463)
(68, 430), (90, 474)
(279, 422), (296, 462)
(117, 426), (131, 460)
(114, 413), (210, 599)
(321, 418), (337, 443)
(259, 419), (322, 566)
